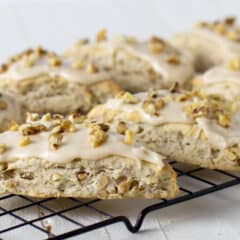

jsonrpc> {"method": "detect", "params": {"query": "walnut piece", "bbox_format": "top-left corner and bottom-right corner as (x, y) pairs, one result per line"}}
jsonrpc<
(0, 144), (7, 154)
(0, 100), (7, 110)
(124, 129), (134, 145)
(88, 124), (108, 148)
(19, 136), (31, 147)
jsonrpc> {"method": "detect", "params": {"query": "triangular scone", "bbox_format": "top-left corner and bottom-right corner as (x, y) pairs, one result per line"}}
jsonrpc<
(0, 91), (24, 132)
(170, 17), (240, 72)
(193, 58), (240, 101)
(88, 90), (240, 171)
(0, 48), (121, 115)
(64, 32), (194, 92)
(0, 113), (178, 199)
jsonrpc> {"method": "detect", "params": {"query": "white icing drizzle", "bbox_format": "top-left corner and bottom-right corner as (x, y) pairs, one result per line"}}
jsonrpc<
(0, 55), (111, 84)
(93, 90), (240, 148)
(198, 66), (240, 100)
(66, 37), (194, 85)
(197, 112), (240, 148)
(0, 122), (165, 168)
(191, 27), (240, 60)
(104, 91), (192, 125)
(202, 66), (240, 85)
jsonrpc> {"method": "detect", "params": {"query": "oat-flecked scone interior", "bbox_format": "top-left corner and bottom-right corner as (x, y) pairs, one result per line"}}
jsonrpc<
(0, 47), (122, 115)
(192, 57), (240, 101)
(64, 31), (194, 92)
(0, 113), (178, 199)
(170, 17), (240, 72)
(0, 91), (25, 132)
(88, 89), (240, 171)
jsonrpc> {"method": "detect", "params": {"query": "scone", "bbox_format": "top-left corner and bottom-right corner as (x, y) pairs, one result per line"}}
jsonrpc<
(0, 48), (122, 115)
(88, 90), (240, 171)
(0, 113), (178, 199)
(0, 91), (24, 131)
(170, 17), (240, 72)
(64, 31), (194, 92)
(192, 57), (240, 101)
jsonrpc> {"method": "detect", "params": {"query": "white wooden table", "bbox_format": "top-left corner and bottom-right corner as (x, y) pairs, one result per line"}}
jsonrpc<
(0, 0), (240, 239)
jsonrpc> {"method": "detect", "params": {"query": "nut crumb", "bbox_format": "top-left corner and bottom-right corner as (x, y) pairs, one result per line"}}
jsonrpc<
(86, 63), (98, 74)
(121, 92), (139, 104)
(0, 100), (7, 110)
(51, 173), (62, 181)
(9, 123), (19, 131)
(48, 133), (63, 150)
(167, 56), (181, 65)
(0, 144), (7, 154)
(227, 57), (240, 71)
(116, 121), (127, 135)
(88, 124), (108, 148)
(96, 28), (107, 42)
(19, 136), (31, 147)
(124, 129), (134, 145)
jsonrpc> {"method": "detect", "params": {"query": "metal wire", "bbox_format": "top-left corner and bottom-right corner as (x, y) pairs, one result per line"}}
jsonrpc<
(0, 162), (239, 240)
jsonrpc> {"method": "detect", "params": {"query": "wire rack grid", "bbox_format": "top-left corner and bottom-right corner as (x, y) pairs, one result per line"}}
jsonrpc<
(0, 161), (240, 240)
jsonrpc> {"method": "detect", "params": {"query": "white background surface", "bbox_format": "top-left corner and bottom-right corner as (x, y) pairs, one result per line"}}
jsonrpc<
(0, 0), (240, 239)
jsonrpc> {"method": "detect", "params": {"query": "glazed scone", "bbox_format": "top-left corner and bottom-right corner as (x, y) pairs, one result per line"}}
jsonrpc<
(64, 32), (194, 92)
(0, 48), (121, 115)
(88, 90), (240, 171)
(0, 113), (178, 199)
(0, 91), (24, 131)
(193, 57), (240, 100)
(170, 17), (240, 72)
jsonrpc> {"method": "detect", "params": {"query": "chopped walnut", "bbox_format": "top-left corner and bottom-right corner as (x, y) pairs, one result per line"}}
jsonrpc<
(71, 59), (85, 69)
(35, 46), (47, 56)
(96, 28), (107, 42)
(227, 30), (239, 41)
(26, 113), (40, 122)
(194, 21), (207, 28)
(76, 171), (87, 181)
(213, 23), (226, 35)
(224, 17), (236, 25)
(169, 82), (180, 93)
(121, 92), (139, 104)
(51, 173), (62, 181)
(227, 57), (240, 71)
(9, 123), (19, 131)
(0, 144), (7, 154)
(42, 113), (52, 121)
(22, 124), (47, 136)
(48, 133), (63, 150)
(69, 124), (77, 132)
(86, 63), (98, 74)
(218, 114), (231, 128)
(149, 38), (165, 54)
(155, 98), (165, 110)
(69, 113), (86, 124)
(126, 111), (142, 122)
(20, 172), (34, 180)
(24, 55), (36, 67)
(0, 100), (7, 110)
(48, 56), (62, 66)
(88, 124), (108, 148)
(19, 136), (31, 147)
(167, 56), (181, 65)
(0, 162), (7, 171)
(124, 129), (134, 145)
(0, 64), (8, 73)
(142, 100), (156, 115)
(116, 121), (127, 135)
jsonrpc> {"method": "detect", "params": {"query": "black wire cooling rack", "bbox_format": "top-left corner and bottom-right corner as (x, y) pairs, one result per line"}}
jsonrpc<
(0, 161), (240, 240)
